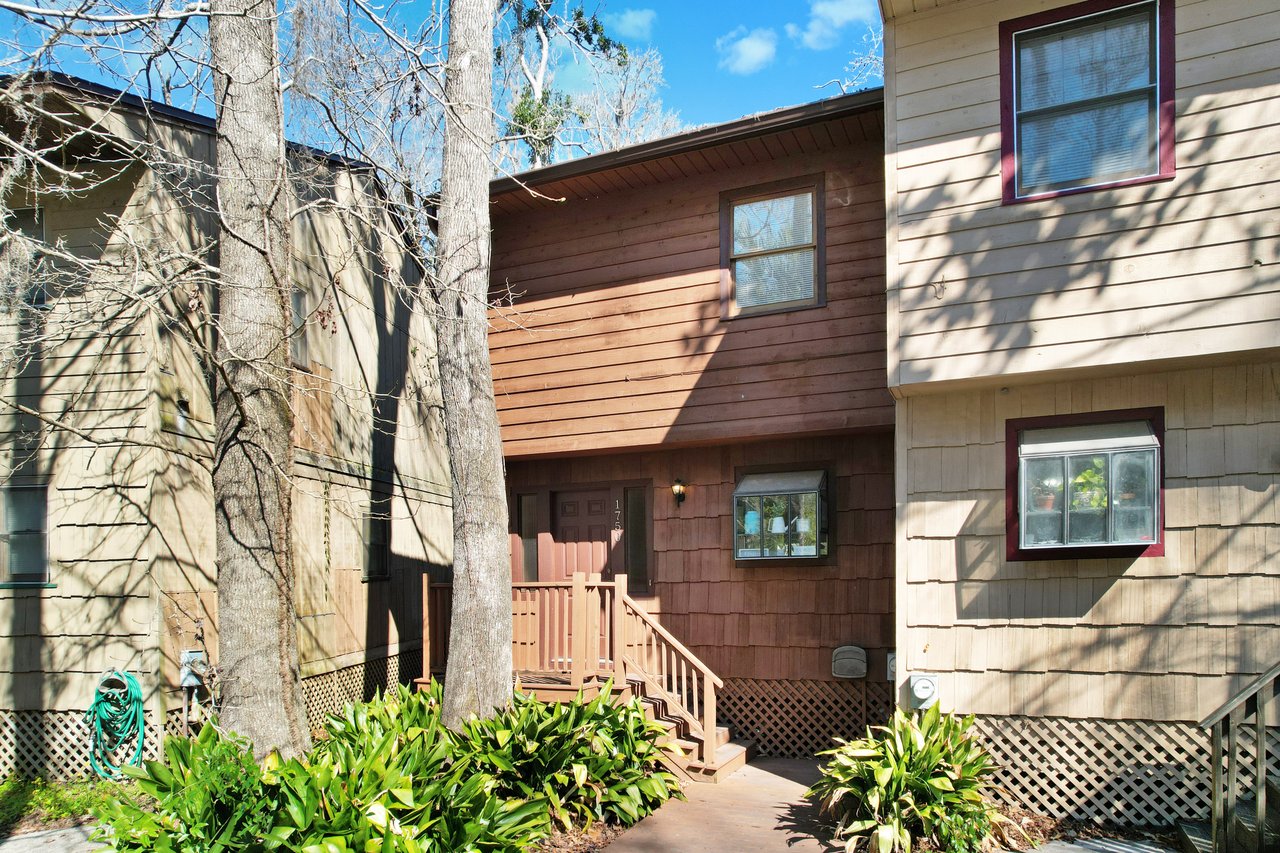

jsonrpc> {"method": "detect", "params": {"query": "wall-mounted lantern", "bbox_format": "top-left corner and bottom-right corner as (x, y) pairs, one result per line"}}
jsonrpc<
(671, 480), (687, 506)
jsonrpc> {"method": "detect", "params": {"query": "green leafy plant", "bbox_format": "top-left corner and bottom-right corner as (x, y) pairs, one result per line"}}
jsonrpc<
(95, 681), (681, 853)
(95, 722), (278, 853)
(1070, 460), (1108, 509)
(807, 705), (1017, 853)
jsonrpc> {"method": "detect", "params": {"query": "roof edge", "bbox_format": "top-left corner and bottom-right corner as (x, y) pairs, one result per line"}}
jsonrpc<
(490, 87), (884, 198)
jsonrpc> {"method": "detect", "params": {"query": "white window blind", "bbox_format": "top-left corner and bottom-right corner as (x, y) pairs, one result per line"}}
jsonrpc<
(730, 190), (816, 311)
(1015, 4), (1158, 195)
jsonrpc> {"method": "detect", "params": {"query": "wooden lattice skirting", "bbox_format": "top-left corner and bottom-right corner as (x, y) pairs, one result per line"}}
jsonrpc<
(970, 715), (1278, 827)
(718, 678), (894, 758)
(300, 648), (423, 732)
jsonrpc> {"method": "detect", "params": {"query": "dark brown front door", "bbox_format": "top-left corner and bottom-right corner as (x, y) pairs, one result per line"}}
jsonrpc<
(549, 488), (618, 580)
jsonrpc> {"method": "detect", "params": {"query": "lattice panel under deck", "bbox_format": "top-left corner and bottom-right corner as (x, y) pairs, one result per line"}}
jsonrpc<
(719, 678), (893, 757)
(0, 710), (163, 780)
(301, 649), (422, 732)
(972, 715), (1220, 826)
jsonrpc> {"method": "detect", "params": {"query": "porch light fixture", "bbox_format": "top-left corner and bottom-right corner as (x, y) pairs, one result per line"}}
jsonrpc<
(671, 480), (686, 505)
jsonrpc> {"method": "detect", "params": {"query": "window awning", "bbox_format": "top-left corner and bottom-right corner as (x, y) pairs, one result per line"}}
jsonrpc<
(734, 470), (826, 497)
(1021, 420), (1158, 455)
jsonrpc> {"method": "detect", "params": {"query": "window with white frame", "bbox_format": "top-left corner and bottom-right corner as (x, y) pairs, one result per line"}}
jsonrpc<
(733, 470), (828, 561)
(721, 177), (824, 316)
(1001, 0), (1173, 202)
(1, 483), (48, 584)
(1014, 415), (1162, 554)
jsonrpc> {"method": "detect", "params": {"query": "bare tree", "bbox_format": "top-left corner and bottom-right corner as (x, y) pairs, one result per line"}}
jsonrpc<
(434, 0), (512, 728)
(824, 23), (884, 94)
(572, 47), (682, 155)
(207, 0), (310, 755)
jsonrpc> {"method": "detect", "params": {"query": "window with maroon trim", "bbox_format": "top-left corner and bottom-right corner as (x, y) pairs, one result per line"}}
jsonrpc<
(1006, 408), (1164, 561)
(1000, 0), (1175, 203)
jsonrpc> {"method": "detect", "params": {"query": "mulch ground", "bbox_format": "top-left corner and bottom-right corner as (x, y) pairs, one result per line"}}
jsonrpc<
(538, 824), (622, 851)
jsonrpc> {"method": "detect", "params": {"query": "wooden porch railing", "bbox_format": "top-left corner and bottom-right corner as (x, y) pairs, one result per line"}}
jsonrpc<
(1198, 658), (1280, 853)
(427, 574), (722, 766)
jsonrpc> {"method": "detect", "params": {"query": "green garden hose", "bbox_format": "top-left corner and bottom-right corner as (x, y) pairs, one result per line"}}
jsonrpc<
(85, 670), (146, 779)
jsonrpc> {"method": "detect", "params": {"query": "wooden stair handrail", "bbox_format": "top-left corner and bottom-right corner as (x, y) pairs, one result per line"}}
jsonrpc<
(1196, 657), (1279, 853)
(620, 594), (724, 689)
(1198, 657), (1280, 728)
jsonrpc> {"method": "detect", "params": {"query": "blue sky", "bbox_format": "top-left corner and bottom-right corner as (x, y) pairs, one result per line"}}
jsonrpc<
(590, 0), (882, 127)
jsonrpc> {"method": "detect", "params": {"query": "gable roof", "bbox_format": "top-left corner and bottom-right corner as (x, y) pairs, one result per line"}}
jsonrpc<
(490, 87), (884, 215)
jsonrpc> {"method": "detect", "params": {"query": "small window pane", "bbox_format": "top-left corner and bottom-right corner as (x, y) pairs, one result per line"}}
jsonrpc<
(518, 494), (538, 582)
(733, 192), (813, 255)
(1019, 96), (1154, 192)
(735, 495), (762, 558)
(791, 492), (818, 556)
(734, 248), (815, 309)
(1067, 455), (1108, 544)
(1112, 451), (1157, 543)
(291, 289), (309, 367)
(623, 487), (648, 589)
(1023, 457), (1065, 546)
(1017, 9), (1152, 111)
(4, 486), (47, 582)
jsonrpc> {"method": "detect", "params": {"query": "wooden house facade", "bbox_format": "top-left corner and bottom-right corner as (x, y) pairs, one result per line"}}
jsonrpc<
(0, 76), (450, 776)
(881, 0), (1280, 832)
(487, 93), (897, 758)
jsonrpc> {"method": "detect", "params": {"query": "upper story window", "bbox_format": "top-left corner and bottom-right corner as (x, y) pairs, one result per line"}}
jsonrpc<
(720, 176), (824, 317)
(1, 483), (48, 584)
(1006, 408), (1164, 561)
(1000, 0), (1175, 203)
(290, 287), (309, 368)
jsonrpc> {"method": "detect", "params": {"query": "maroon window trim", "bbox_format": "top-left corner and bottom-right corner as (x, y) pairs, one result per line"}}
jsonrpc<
(999, 0), (1176, 205)
(1005, 407), (1165, 561)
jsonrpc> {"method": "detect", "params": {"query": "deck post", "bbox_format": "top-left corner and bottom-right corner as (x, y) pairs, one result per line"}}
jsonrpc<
(702, 676), (717, 766)
(570, 572), (588, 689)
(586, 574), (602, 681)
(612, 575), (627, 687)
(421, 571), (431, 682)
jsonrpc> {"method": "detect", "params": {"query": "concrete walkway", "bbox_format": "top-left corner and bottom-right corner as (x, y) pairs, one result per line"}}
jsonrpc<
(609, 757), (840, 853)
(0, 826), (97, 853)
(609, 758), (1177, 853)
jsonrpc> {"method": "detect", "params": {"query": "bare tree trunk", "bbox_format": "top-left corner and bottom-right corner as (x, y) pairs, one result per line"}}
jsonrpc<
(437, 0), (511, 729)
(208, 0), (310, 756)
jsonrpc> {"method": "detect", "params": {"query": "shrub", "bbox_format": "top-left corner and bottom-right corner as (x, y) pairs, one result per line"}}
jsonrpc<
(95, 681), (681, 853)
(807, 704), (1014, 853)
(0, 777), (129, 833)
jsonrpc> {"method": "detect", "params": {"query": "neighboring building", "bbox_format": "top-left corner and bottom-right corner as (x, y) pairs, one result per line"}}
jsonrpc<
(486, 91), (897, 760)
(0, 75), (450, 776)
(881, 0), (1278, 828)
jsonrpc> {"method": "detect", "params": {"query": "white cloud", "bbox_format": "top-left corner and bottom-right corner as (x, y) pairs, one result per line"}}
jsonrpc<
(787, 0), (878, 50)
(605, 8), (658, 41)
(715, 26), (778, 75)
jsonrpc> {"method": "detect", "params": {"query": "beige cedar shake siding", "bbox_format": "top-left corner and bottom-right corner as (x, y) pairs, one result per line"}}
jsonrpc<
(0, 82), (451, 770)
(896, 362), (1280, 723)
(882, 0), (1280, 391)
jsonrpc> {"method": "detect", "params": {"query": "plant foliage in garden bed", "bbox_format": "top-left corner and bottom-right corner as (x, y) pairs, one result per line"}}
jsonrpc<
(807, 705), (1022, 853)
(94, 681), (682, 852)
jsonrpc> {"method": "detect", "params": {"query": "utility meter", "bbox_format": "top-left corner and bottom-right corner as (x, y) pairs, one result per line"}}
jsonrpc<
(907, 673), (938, 709)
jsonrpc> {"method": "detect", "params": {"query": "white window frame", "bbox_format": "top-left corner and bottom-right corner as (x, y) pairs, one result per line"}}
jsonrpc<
(1009, 411), (1164, 559)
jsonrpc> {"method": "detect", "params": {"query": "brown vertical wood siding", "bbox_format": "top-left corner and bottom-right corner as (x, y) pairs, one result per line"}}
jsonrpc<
(506, 433), (896, 684)
(489, 112), (892, 458)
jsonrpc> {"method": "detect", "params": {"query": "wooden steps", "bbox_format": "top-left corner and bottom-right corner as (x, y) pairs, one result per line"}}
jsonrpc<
(629, 674), (754, 783)
(1179, 775), (1280, 853)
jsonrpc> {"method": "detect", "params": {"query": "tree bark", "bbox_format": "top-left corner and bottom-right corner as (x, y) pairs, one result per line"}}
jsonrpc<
(437, 0), (511, 729)
(208, 0), (310, 756)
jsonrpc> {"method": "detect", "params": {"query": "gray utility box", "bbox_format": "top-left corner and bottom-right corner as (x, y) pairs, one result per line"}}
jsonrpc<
(832, 645), (867, 679)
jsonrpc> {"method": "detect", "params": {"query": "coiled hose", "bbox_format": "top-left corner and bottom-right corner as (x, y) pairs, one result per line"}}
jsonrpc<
(85, 670), (146, 779)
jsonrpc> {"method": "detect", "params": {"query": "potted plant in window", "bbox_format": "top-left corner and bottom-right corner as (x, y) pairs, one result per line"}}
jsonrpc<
(1030, 476), (1062, 510)
(1069, 460), (1108, 542)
